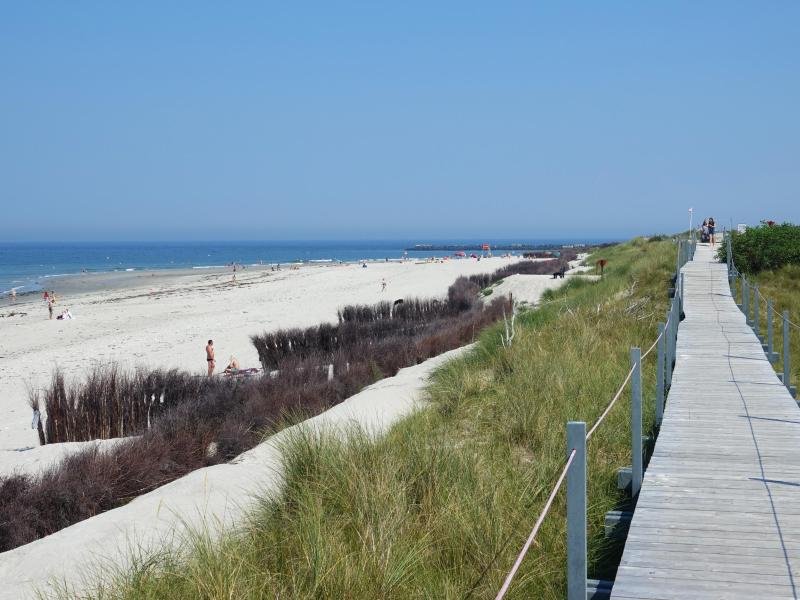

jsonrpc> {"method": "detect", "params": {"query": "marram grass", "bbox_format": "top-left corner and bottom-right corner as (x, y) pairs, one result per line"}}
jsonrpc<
(50, 237), (676, 600)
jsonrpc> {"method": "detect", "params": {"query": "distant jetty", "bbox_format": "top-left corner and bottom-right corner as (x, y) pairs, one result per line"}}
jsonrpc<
(404, 243), (588, 252)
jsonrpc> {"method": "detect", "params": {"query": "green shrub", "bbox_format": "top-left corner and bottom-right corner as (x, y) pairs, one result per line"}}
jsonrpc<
(719, 222), (800, 273)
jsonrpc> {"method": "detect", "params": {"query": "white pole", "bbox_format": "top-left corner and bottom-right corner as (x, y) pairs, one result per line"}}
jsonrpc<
(688, 207), (694, 241)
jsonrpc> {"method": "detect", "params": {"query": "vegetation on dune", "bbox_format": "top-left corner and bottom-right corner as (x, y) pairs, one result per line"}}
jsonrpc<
(720, 222), (800, 273)
(466, 251), (577, 291)
(29, 368), (232, 444)
(58, 238), (677, 599)
(251, 279), (488, 370)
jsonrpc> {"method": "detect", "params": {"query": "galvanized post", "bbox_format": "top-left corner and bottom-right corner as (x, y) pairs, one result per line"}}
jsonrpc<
(664, 310), (671, 386)
(667, 304), (675, 387)
(680, 272), (686, 311)
(743, 279), (750, 324)
(768, 299), (774, 358)
(566, 421), (586, 600)
(631, 347), (643, 496)
(666, 308), (673, 387)
(784, 311), (792, 393)
(656, 323), (665, 426)
(753, 285), (760, 338)
(727, 235), (732, 280)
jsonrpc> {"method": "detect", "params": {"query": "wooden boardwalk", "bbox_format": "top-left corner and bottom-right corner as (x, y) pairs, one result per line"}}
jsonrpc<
(611, 243), (800, 599)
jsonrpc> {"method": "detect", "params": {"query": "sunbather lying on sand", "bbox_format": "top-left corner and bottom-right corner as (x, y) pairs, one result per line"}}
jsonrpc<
(223, 356), (240, 374)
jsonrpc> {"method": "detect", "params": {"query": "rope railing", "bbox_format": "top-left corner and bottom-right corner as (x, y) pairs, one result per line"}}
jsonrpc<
(641, 311), (670, 360)
(751, 285), (800, 331)
(494, 235), (694, 600)
(494, 448), (578, 600)
(586, 364), (635, 441)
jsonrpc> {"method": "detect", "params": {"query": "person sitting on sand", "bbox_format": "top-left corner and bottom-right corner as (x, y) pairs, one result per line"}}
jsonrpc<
(224, 356), (240, 374)
(56, 308), (73, 320)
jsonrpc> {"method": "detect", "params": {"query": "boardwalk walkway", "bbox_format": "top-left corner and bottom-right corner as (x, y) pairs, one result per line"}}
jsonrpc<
(611, 243), (800, 599)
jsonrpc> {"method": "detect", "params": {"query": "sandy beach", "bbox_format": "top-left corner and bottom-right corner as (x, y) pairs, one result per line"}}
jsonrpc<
(0, 257), (578, 472)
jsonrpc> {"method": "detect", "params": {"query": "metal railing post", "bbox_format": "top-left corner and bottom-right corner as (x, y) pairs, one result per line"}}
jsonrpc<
(667, 306), (675, 387)
(666, 308), (672, 386)
(656, 323), (665, 426)
(680, 272), (686, 311)
(631, 347), (643, 496)
(726, 235), (732, 281)
(784, 311), (792, 393)
(743, 278), (750, 325)
(753, 285), (760, 338)
(768, 299), (775, 358)
(566, 421), (586, 600)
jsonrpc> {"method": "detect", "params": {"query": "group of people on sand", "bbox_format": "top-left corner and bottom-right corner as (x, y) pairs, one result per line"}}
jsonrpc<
(700, 217), (716, 246)
(42, 290), (72, 320)
(205, 339), (242, 377)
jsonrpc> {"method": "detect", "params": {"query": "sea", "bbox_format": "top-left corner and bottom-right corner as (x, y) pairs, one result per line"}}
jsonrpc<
(0, 239), (609, 296)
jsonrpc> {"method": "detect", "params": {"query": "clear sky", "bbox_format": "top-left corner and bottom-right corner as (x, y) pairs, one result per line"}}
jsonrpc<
(1, 2), (798, 241)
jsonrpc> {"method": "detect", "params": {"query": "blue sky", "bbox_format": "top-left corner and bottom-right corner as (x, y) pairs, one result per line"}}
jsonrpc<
(1, 2), (798, 241)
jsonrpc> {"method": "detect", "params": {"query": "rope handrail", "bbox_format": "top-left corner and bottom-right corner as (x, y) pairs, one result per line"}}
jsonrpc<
(494, 448), (578, 600)
(495, 315), (666, 597)
(494, 241), (688, 599)
(494, 320), (663, 594)
(733, 264), (799, 331)
(641, 318), (667, 361)
(586, 364), (636, 441)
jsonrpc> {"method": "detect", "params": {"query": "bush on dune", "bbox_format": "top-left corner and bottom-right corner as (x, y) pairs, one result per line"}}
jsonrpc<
(720, 222), (800, 273)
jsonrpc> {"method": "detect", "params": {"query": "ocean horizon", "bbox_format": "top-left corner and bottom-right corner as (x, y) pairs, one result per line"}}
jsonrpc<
(0, 238), (615, 295)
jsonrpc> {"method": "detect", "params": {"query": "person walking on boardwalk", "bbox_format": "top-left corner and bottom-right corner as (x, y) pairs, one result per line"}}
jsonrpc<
(707, 216), (716, 247)
(206, 339), (216, 376)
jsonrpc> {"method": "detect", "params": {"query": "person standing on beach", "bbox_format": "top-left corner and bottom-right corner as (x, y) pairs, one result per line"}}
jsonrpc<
(206, 340), (216, 376)
(381, 278), (387, 292)
(47, 299), (53, 319)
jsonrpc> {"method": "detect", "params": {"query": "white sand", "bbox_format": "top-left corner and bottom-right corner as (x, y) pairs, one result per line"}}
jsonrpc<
(0, 257), (569, 473)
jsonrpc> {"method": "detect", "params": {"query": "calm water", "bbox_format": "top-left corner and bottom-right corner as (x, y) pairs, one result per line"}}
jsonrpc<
(0, 239), (607, 295)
